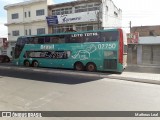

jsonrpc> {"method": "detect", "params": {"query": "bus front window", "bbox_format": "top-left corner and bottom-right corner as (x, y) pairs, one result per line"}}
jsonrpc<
(14, 37), (28, 59)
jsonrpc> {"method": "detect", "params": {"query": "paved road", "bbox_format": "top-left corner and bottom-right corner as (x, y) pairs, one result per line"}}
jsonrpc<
(0, 66), (102, 84)
(1, 62), (160, 74)
(0, 65), (160, 120)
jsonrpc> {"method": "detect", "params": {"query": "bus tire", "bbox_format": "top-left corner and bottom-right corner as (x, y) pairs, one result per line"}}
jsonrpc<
(32, 61), (39, 67)
(24, 60), (30, 67)
(86, 62), (96, 72)
(74, 62), (84, 71)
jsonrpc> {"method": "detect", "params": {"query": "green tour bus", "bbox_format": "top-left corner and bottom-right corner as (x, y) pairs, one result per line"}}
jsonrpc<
(13, 28), (127, 73)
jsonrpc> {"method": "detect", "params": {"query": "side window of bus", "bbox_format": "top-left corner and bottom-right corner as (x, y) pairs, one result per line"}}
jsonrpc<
(55, 35), (65, 43)
(28, 37), (35, 44)
(33, 37), (38, 44)
(84, 32), (101, 42)
(65, 34), (83, 43)
(38, 37), (45, 44)
(16, 38), (20, 45)
(45, 37), (50, 44)
(101, 31), (118, 42)
(50, 37), (60, 44)
(45, 36), (65, 44)
(17, 37), (28, 45)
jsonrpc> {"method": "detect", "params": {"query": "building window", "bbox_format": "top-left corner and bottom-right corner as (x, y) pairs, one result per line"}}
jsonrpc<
(36, 9), (45, 16)
(37, 28), (45, 34)
(25, 30), (27, 35)
(75, 23), (98, 31)
(53, 25), (73, 33)
(12, 30), (19, 36)
(25, 12), (27, 18)
(75, 3), (100, 13)
(12, 13), (19, 19)
(28, 11), (31, 17)
(52, 8), (72, 16)
(114, 11), (118, 17)
(75, 5), (87, 13)
(93, 3), (100, 11)
(106, 6), (108, 11)
(29, 29), (31, 35)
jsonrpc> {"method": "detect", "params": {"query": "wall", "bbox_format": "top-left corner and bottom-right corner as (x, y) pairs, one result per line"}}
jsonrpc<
(8, 24), (24, 41)
(102, 0), (122, 28)
(5, 0), (49, 58)
(131, 26), (160, 37)
(139, 36), (160, 44)
(6, 0), (48, 42)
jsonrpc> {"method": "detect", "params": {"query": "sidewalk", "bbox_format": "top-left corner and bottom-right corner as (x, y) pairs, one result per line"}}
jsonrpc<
(103, 64), (160, 84)
(104, 72), (160, 85)
(125, 64), (160, 74)
(127, 64), (160, 68)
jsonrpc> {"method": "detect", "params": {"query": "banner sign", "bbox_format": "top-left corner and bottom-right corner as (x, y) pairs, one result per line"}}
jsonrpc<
(46, 16), (58, 25)
(46, 11), (97, 25)
(127, 32), (139, 44)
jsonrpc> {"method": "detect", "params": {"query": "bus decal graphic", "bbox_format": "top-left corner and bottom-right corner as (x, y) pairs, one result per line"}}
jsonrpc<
(98, 43), (116, 50)
(72, 44), (96, 60)
(40, 45), (54, 50)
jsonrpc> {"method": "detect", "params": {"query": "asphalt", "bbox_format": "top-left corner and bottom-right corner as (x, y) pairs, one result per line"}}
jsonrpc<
(0, 63), (160, 85)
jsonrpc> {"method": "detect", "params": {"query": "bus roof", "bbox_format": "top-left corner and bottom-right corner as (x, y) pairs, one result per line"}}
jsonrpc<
(18, 28), (122, 39)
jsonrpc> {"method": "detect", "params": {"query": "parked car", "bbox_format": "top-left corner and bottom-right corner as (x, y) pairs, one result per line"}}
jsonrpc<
(0, 55), (10, 63)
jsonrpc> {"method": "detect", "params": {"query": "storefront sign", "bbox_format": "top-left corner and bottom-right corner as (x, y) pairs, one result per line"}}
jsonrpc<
(127, 32), (139, 44)
(46, 11), (97, 25)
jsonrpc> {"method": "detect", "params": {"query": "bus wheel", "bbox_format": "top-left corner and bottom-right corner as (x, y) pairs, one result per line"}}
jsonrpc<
(24, 60), (30, 67)
(86, 62), (96, 72)
(32, 61), (39, 67)
(74, 62), (84, 71)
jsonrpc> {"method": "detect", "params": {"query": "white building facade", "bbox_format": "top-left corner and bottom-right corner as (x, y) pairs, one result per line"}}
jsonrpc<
(4, 0), (52, 58)
(47, 0), (122, 33)
(4, 0), (121, 58)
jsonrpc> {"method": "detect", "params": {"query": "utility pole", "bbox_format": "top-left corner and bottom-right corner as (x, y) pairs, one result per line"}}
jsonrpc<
(97, 11), (100, 30)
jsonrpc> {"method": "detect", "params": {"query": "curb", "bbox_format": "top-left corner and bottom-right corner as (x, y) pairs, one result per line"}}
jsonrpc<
(0, 65), (160, 85)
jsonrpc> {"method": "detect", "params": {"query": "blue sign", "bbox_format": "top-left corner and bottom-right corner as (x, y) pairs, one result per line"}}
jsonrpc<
(46, 16), (58, 25)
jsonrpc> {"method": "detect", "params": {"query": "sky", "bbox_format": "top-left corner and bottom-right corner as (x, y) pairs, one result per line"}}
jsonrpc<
(0, 0), (160, 37)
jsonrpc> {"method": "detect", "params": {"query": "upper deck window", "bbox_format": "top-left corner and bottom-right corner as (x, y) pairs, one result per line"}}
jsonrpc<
(101, 31), (119, 42)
